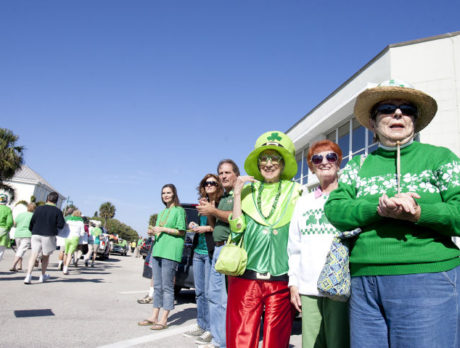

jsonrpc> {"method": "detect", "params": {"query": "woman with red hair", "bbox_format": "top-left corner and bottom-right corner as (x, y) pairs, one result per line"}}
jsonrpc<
(288, 139), (349, 348)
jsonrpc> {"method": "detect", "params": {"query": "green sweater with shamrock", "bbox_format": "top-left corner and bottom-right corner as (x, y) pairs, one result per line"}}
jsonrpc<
(324, 141), (460, 276)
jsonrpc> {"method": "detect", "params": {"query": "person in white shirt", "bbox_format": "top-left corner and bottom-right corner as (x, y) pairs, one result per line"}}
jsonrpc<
(288, 140), (349, 348)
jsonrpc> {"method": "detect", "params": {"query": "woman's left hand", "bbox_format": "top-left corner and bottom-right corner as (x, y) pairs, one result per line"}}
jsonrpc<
(152, 226), (163, 236)
(377, 192), (421, 222)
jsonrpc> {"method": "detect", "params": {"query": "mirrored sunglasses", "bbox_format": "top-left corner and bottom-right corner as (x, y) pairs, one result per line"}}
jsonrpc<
(258, 154), (283, 165)
(374, 103), (418, 117)
(311, 152), (338, 165)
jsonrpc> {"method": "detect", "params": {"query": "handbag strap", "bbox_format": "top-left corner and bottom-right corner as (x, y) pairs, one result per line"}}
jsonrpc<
(226, 231), (244, 247)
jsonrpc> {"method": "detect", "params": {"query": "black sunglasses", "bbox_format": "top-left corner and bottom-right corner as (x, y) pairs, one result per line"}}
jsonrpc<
(311, 152), (338, 165)
(373, 103), (418, 117)
(203, 181), (219, 187)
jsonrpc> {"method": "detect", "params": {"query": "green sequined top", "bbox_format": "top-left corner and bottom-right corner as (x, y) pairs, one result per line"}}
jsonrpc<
(229, 180), (302, 276)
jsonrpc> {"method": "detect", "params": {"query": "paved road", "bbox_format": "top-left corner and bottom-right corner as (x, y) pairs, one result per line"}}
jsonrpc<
(0, 248), (301, 347)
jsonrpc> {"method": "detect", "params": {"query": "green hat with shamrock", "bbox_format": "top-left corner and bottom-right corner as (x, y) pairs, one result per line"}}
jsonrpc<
(244, 131), (297, 181)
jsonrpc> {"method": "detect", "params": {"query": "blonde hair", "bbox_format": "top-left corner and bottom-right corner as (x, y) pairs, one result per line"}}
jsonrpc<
(72, 209), (82, 217)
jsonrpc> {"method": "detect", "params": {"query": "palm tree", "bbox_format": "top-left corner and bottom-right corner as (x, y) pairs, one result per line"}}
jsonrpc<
(99, 202), (116, 229)
(0, 128), (25, 201)
(149, 214), (157, 227)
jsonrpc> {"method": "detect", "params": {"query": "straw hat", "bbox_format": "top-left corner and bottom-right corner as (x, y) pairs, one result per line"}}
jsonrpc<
(244, 131), (297, 181)
(354, 79), (437, 133)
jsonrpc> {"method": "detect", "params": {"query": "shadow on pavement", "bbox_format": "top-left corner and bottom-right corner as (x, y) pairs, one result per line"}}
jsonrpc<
(168, 307), (197, 326)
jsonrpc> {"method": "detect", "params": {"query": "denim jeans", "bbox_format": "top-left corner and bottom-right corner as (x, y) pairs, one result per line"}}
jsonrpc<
(193, 252), (211, 331)
(208, 245), (227, 347)
(152, 257), (178, 311)
(350, 266), (460, 348)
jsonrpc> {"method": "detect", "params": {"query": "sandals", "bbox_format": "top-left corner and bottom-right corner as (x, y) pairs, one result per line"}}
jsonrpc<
(150, 323), (168, 330)
(137, 319), (155, 326)
(137, 296), (152, 304)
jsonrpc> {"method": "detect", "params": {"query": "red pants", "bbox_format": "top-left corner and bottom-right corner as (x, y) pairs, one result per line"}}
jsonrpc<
(226, 276), (295, 348)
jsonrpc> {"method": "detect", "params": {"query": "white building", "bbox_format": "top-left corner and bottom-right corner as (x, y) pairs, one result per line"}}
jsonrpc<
(1, 165), (65, 208)
(287, 31), (460, 189)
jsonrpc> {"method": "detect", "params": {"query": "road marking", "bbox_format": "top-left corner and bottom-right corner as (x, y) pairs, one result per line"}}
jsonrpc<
(98, 325), (193, 348)
(119, 290), (148, 294)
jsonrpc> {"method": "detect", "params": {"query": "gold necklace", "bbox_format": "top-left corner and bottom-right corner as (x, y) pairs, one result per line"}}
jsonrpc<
(158, 207), (172, 227)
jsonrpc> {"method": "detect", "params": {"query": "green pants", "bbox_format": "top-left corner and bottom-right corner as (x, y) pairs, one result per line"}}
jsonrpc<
(64, 236), (80, 254)
(301, 295), (349, 348)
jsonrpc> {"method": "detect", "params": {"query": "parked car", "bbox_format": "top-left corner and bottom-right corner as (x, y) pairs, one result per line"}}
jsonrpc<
(97, 230), (111, 260)
(111, 242), (128, 256)
(174, 203), (199, 294)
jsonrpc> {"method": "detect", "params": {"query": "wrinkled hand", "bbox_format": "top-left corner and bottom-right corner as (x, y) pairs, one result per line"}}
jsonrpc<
(234, 176), (256, 195)
(196, 200), (215, 216)
(289, 286), (302, 313)
(377, 192), (421, 222)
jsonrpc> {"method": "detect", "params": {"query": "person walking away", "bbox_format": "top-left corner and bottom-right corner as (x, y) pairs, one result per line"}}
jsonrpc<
(0, 194), (13, 262)
(324, 79), (460, 348)
(24, 191), (65, 284)
(228, 131), (302, 348)
(10, 203), (36, 271)
(288, 140), (349, 348)
(85, 221), (102, 267)
(62, 209), (86, 274)
(184, 174), (223, 345)
(196, 159), (240, 348)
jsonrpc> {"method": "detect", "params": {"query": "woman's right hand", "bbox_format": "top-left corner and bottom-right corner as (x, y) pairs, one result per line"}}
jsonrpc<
(234, 176), (256, 195)
(289, 286), (302, 312)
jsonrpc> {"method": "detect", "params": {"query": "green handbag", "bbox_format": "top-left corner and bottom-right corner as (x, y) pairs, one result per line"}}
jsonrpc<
(215, 233), (247, 276)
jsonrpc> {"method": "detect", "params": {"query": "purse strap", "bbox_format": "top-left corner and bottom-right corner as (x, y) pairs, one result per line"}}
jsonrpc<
(226, 231), (244, 247)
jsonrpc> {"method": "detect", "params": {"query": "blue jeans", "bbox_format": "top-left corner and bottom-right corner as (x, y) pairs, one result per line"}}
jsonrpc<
(152, 257), (178, 311)
(350, 266), (460, 348)
(208, 245), (227, 347)
(193, 252), (211, 331)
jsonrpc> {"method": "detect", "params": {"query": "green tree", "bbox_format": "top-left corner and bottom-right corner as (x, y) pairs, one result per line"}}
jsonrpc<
(149, 214), (158, 227)
(99, 202), (116, 228)
(0, 128), (25, 201)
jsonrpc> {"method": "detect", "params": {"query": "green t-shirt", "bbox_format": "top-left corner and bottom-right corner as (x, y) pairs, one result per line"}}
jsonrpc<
(212, 191), (234, 242)
(152, 206), (186, 262)
(14, 211), (33, 238)
(91, 227), (102, 237)
(195, 215), (208, 255)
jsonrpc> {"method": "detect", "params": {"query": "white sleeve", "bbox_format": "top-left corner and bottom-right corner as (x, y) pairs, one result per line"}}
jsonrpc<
(288, 197), (303, 288)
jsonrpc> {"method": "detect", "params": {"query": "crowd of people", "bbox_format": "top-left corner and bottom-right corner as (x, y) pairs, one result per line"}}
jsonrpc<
(0, 192), (122, 283)
(137, 80), (460, 348)
(1, 79), (459, 347)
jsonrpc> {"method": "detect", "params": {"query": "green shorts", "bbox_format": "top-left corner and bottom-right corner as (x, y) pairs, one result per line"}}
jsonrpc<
(64, 236), (80, 254)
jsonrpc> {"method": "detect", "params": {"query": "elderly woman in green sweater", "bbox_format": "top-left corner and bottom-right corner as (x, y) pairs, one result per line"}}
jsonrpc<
(324, 80), (460, 348)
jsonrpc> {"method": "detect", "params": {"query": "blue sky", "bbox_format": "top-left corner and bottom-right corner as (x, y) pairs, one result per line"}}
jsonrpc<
(1, 0), (459, 236)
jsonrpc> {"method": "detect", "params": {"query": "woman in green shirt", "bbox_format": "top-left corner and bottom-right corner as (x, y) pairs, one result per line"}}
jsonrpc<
(228, 131), (302, 348)
(139, 184), (186, 330)
(10, 203), (36, 272)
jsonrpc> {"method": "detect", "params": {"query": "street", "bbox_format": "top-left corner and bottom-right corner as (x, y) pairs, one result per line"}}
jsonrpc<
(0, 249), (301, 348)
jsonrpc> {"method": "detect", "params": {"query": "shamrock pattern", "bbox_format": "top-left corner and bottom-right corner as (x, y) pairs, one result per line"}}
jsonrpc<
(300, 200), (340, 235)
(340, 156), (460, 198)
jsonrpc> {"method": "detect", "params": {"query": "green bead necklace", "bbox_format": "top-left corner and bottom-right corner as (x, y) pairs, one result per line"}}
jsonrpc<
(257, 181), (282, 220)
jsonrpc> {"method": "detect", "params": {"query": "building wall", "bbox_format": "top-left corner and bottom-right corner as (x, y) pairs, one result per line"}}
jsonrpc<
(390, 34), (460, 156)
(287, 32), (460, 188)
